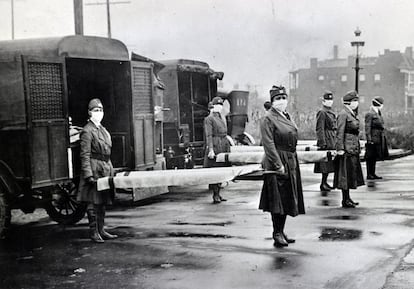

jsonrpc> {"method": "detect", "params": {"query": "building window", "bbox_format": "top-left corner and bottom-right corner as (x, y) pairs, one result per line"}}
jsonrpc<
(318, 75), (324, 81)
(374, 74), (381, 82)
(295, 74), (299, 89)
(359, 74), (366, 82)
(408, 95), (413, 109)
(407, 72), (414, 91)
(290, 73), (299, 89)
(341, 74), (347, 82)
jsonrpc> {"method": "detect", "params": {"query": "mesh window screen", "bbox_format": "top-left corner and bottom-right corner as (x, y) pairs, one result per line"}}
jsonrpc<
(132, 66), (152, 114)
(28, 62), (64, 120)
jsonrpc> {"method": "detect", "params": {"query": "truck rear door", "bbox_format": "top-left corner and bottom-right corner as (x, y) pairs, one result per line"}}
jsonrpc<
(22, 56), (69, 188)
(130, 61), (155, 169)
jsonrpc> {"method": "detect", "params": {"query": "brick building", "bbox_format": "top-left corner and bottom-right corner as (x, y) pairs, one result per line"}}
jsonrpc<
(289, 46), (414, 114)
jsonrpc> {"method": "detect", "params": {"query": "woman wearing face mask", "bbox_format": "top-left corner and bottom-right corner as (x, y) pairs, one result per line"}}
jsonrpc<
(314, 91), (337, 192)
(334, 91), (365, 208)
(259, 85), (305, 248)
(364, 97), (389, 179)
(203, 96), (231, 204)
(78, 98), (117, 243)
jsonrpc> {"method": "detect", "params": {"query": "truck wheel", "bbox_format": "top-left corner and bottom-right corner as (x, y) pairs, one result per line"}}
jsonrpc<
(45, 181), (86, 225)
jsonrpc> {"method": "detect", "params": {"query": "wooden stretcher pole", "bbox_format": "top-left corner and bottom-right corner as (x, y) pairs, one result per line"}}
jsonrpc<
(216, 150), (335, 164)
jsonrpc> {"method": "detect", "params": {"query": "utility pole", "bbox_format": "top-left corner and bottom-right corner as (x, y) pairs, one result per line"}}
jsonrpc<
(73, 0), (84, 35)
(106, 0), (111, 38)
(84, 0), (130, 38)
(11, 0), (14, 39)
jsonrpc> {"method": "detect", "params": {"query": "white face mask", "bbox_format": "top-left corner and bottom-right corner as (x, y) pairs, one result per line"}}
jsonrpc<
(323, 100), (333, 108)
(348, 100), (359, 110)
(212, 105), (223, 113)
(90, 111), (104, 124)
(272, 98), (288, 112)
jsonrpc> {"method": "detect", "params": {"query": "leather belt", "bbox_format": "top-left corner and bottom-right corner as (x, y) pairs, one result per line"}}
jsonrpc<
(91, 153), (110, 162)
(344, 130), (359, 136)
(276, 147), (296, 153)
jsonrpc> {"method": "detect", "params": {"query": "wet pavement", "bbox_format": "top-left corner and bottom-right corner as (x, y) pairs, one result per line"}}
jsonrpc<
(1, 155), (414, 289)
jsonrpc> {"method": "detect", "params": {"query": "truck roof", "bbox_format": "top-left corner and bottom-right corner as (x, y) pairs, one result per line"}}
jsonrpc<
(159, 59), (223, 79)
(159, 59), (210, 67)
(0, 35), (129, 61)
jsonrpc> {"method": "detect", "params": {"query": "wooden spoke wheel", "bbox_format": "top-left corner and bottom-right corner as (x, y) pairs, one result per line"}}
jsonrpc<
(45, 181), (86, 225)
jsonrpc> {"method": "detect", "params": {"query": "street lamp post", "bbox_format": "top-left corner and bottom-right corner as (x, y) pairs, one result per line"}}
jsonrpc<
(351, 28), (365, 93)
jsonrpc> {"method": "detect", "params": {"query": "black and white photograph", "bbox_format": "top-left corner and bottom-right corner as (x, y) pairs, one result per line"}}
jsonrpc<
(1, 0), (414, 288)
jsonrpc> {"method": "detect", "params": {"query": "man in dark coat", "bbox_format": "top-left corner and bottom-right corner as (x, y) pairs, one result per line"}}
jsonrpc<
(365, 97), (389, 179)
(314, 91), (337, 191)
(259, 85), (305, 248)
(77, 98), (117, 243)
(334, 91), (365, 208)
(203, 96), (231, 204)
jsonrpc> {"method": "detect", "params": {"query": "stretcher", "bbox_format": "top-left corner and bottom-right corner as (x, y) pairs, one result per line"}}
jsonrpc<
(216, 150), (335, 164)
(97, 146), (408, 192)
(229, 145), (319, 153)
(97, 164), (262, 191)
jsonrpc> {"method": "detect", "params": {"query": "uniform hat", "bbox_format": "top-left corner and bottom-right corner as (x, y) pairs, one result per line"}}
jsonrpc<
(212, 96), (224, 105)
(88, 98), (103, 110)
(372, 96), (384, 106)
(323, 91), (333, 100)
(269, 85), (287, 101)
(342, 91), (358, 102)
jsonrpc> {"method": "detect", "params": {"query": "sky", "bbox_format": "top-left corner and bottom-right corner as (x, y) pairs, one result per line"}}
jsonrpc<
(1, 0), (414, 96)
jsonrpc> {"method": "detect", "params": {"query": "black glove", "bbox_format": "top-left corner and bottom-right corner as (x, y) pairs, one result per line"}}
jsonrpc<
(86, 176), (96, 185)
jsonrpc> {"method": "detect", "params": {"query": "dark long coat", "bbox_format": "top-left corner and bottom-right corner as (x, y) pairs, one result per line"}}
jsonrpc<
(364, 107), (389, 160)
(77, 120), (114, 205)
(203, 112), (231, 168)
(314, 107), (337, 173)
(333, 107), (364, 190)
(259, 108), (305, 217)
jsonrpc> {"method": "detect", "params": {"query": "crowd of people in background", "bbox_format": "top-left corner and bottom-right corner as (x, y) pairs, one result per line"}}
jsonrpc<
(201, 82), (390, 248)
(80, 86), (388, 248)
(254, 85), (388, 247)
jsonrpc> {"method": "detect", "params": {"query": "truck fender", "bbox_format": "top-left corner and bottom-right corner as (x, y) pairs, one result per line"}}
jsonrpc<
(0, 160), (22, 198)
(243, 132), (256, 145)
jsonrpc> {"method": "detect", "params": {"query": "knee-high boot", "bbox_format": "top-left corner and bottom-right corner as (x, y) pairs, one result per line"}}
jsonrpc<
(320, 173), (331, 191)
(366, 159), (374, 178)
(279, 214), (295, 243)
(372, 159), (378, 177)
(96, 205), (118, 240)
(210, 184), (221, 204)
(341, 189), (356, 208)
(217, 183), (226, 202)
(87, 206), (104, 243)
(271, 213), (288, 247)
(367, 159), (381, 179)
